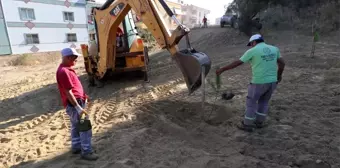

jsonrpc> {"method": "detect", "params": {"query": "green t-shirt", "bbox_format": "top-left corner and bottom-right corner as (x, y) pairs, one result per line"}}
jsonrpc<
(239, 43), (280, 84)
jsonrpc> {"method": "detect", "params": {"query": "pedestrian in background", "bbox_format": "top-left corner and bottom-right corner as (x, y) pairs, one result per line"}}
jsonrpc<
(203, 16), (208, 28)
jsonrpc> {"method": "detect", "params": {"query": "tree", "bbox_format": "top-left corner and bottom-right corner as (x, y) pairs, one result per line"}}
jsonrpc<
(228, 0), (336, 36)
(227, 0), (268, 36)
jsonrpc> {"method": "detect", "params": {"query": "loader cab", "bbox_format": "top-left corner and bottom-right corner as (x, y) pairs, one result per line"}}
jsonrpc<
(84, 7), (147, 79)
(81, 0), (211, 94)
(113, 11), (146, 69)
(88, 9), (139, 53)
(116, 11), (139, 53)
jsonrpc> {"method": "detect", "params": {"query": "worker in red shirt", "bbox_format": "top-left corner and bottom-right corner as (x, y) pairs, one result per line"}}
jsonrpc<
(203, 16), (208, 28)
(116, 26), (124, 47)
(56, 48), (98, 161)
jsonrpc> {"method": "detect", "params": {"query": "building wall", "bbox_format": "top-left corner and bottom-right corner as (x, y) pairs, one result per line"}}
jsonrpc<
(0, 0), (11, 55)
(85, 2), (102, 41)
(181, 4), (210, 28)
(165, 0), (183, 30)
(196, 8), (210, 25)
(131, 0), (183, 31)
(1, 0), (88, 54)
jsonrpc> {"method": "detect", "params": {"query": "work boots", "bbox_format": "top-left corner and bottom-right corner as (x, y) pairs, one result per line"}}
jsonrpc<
(81, 152), (99, 161)
(254, 121), (267, 128)
(71, 149), (81, 154)
(237, 121), (256, 132)
(237, 121), (267, 132)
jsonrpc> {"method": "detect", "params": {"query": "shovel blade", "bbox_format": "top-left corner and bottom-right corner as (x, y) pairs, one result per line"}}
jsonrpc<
(173, 49), (211, 94)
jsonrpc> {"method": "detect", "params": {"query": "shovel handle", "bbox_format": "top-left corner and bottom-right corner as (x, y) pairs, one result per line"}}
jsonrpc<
(215, 66), (221, 90)
(80, 113), (87, 123)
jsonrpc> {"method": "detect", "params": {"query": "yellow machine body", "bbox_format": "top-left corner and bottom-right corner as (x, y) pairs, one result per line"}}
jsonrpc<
(81, 0), (212, 94)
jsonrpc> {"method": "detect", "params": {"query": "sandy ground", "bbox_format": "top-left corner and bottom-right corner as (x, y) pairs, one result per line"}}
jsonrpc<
(0, 27), (340, 168)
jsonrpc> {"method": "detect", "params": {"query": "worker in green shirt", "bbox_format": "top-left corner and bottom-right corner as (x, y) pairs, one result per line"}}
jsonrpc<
(216, 34), (286, 132)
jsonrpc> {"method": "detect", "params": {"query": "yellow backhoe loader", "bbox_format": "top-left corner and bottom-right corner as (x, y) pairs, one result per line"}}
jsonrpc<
(80, 0), (211, 94)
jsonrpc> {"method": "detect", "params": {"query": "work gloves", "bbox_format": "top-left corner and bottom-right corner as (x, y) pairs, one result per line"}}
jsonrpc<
(75, 105), (87, 116)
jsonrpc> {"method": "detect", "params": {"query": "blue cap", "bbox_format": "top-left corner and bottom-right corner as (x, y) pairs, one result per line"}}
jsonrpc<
(61, 48), (82, 57)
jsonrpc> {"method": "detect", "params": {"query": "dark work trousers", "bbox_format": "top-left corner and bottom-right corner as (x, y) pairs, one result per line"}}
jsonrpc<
(244, 82), (277, 125)
(65, 99), (92, 155)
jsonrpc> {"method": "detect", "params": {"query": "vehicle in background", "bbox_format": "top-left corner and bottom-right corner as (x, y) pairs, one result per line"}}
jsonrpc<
(220, 12), (238, 28)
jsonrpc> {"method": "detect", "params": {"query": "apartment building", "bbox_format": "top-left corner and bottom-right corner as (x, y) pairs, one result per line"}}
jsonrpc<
(164, 0), (183, 30)
(0, 0), (88, 55)
(131, 0), (184, 31)
(86, 1), (102, 42)
(0, 0), (12, 55)
(181, 3), (210, 28)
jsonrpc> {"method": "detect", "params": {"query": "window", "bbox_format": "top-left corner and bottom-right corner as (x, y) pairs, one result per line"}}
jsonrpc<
(19, 8), (35, 21)
(124, 12), (138, 47)
(63, 12), (74, 22)
(66, 33), (77, 42)
(25, 34), (39, 44)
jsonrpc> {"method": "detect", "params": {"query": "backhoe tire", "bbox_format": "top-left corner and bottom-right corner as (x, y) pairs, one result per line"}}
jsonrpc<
(88, 75), (96, 87)
(144, 71), (149, 82)
(144, 46), (149, 65)
(96, 79), (105, 88)
(143, 46), (150, 83)
(87, 74), (104, 88)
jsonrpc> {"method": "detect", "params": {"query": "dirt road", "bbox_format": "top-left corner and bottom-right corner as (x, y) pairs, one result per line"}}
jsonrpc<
(1, 27), (340, 168)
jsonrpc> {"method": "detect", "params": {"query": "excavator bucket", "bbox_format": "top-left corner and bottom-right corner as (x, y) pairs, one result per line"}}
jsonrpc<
(173, 49), (211, 95)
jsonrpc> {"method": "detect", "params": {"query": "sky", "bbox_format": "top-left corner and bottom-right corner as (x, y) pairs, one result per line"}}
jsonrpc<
(96, 0), (233, 24)
(175, 0), (233, 23)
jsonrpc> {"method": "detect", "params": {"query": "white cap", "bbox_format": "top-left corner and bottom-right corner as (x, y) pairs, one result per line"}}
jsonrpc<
(61, 48), (82, 57)
(247, 34), (263, 46)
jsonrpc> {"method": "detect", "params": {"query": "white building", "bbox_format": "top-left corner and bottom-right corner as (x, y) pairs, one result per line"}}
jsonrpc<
(181, 3), (210, 28)
(85, 1), (103, 42)
(0, 0), (89, 55)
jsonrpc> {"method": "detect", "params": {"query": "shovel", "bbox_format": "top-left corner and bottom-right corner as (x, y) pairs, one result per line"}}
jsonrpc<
(77, 113), (92, 132)
(173, 48), (211, 95)
(158, 0), (212, 95)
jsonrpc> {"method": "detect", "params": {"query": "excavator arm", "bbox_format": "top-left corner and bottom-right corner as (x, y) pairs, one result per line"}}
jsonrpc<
(88, 0), (211, 94)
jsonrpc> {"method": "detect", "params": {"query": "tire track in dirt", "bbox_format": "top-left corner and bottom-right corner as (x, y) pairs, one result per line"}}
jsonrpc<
(55, 53), (185, 144)
(149, 63), (178, 77)
(0, 97), (60, 135)
(93, 96), (120, 125)
(79, 79), (189, 167)
(0, 109), (71, 167)
(0, 74), (73, 168)
(0, 114), (52, 135)
(18, 79), (188, 168)
(90, 78), (184, 130)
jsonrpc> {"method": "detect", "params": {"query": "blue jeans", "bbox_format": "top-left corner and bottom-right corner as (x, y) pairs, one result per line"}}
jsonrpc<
(66, 99), (92, 155)
(244, 82), (277, 125)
